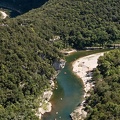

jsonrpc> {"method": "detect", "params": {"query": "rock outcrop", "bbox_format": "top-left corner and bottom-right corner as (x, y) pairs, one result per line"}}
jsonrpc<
(0, 11), (8, 19)
(53, 59), (66, 70)
(35, 91), (53, 119)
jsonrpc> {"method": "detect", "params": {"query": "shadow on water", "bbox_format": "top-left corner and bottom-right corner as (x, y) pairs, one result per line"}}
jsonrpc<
(0, 0), (48, 17)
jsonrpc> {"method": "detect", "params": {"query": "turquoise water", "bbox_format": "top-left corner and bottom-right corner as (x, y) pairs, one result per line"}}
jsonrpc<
(42, 50), (108, 120)
(43, 62), (84, 120)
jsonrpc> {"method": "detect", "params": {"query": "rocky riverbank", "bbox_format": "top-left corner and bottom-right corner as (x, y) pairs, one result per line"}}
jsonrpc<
(35, 90), (54, 119)
(35, 58), (66, 119)
(0, 10), (8, 19)
(70, 52), (104, 120)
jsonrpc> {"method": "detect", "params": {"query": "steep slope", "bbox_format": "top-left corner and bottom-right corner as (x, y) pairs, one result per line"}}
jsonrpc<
(0, 0), (120, 119)
(0, 8), (63, 120)
(16, 0), (120, 49)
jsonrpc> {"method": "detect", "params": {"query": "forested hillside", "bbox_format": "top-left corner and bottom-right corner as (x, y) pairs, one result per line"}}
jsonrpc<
(15, 0), (120, 49)
(1, 0), (120, 49)
(86, 49), (120, 120)
(0, 9), (63, 120)
(0, 0), (120, 119)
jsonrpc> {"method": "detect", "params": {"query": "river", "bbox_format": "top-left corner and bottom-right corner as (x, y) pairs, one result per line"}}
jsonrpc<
(42, 50), (107, 120)
(0, 0), (48, 17)
(0, 1), (110, 120)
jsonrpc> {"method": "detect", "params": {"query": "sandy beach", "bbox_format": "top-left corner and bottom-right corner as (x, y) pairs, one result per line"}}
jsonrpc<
(71, 52), (104, 120)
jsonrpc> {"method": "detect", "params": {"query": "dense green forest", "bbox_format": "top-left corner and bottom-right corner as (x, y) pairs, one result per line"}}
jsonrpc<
(15, 0), (120, 49)
(1, 0), (120, 49)
(85, 49), (120, 120)
(0, 0), (120, 119)
(0, 1), (63, 118)
(0, 24), (63, 119)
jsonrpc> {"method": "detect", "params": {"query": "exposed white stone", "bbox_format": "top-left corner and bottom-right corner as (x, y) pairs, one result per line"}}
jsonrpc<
(71, 52), (105, 120)
(35, 90), (53, 119)
(0, 11), (8, 19)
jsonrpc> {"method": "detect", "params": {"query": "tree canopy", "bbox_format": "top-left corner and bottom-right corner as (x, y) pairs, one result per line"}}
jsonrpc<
(0, 0), (120, 119)
(14, 0), (120, 49)
(86, 49), (120, 120)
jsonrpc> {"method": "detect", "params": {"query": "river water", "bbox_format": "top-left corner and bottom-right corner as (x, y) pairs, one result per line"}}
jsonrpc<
(0, 2), (108, 119)
(42, 52), (84, 120)
(42, 50), (107, 120)
(0, 0), (48, 17)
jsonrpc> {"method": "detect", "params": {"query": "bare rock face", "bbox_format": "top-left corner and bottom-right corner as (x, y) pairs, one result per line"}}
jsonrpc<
(53, 59), (66, 70)
(0, 11), (8, 19)
(35, 91), (53, 119)
(70, 107), (87, 120)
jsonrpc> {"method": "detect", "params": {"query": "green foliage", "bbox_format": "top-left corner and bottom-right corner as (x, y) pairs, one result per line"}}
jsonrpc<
(86, 50), (120, 120)
(0, 0), (120, 119)
(0, 25), (62, 118)
(14, 0), (120, 49)
(0, 2), (63, 118)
